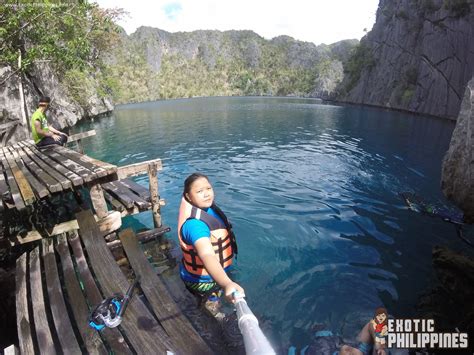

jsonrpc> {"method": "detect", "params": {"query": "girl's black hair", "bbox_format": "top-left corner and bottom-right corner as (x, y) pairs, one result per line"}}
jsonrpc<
(183, 172), (210, 198)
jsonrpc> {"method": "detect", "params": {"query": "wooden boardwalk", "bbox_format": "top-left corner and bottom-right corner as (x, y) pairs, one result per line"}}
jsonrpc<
(2, 135), (213, 354)
(0, 140), (117, 211)
(16, 210), (211, 354)
(1, 137), (165, 245)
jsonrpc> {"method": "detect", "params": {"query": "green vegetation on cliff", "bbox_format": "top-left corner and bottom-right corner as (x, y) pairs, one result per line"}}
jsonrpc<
(102, 29), (357, 103)
(1, 2), (358, 110)
(0, 1), (122, 112)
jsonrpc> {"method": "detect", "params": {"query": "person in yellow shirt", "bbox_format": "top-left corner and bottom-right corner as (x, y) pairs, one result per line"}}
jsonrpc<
(30, 96), (68, 146)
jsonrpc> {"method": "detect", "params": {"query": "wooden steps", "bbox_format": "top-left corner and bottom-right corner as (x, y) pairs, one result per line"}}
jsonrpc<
(102, 178), (165, 217)
(15, 209), (211, 354)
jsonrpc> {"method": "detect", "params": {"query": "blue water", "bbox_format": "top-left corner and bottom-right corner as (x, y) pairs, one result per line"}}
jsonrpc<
(76, 96), (467, 348)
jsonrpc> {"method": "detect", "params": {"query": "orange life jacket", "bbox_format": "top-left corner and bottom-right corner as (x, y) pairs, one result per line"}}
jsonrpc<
(177, 197), (238, 277)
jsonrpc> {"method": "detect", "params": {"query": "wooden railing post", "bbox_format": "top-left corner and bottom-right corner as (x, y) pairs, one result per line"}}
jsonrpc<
(76, 139), (84, 154)
(147, 162), (161, 228)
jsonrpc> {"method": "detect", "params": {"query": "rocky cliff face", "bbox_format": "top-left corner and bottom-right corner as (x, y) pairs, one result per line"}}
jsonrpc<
(338, 0), (474, 120)
(0, 63), (113, 143)
(441, 77), (474, 222)
(128, 28), (348, 73)
(104, 27), (358, 103)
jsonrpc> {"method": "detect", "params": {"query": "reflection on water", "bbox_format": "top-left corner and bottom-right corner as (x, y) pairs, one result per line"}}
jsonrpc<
(76, 96), (469, 348)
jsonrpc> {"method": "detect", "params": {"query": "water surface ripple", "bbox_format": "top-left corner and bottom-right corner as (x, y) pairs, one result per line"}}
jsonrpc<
(77, 97), (465, 348)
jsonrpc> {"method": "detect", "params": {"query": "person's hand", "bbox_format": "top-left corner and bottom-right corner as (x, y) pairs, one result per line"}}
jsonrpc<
(52, 134), (62, 142)
(60, 132), (68, 137)
(376, 349), (386, 355)
(223, 281), (245, 303)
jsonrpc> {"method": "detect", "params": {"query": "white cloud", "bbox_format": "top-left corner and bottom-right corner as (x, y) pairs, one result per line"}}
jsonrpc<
(95, 0), (379, 45)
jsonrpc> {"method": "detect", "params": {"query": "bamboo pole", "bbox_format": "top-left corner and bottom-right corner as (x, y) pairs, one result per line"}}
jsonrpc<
(17, 50), (29, 138)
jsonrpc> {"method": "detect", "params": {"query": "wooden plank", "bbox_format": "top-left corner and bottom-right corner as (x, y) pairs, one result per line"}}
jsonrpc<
(103, 190), (126, 212)
(1, 123), (19, 147)
(67, 231), (132, 354)
(102, 181), (150, 210)
(55, 144), (116, 174)
(42, 238), (82, 353)
(3, 345), (19, 355)
(18, 142), (71, 190)
(67, 130), (96, 143)
(12, 144), (62, 193)
(0, 150), (25, 209)
(115, 180), (151, 209)
(1, 148), (35, 204)
(80, 155), (116, 171)
(38, 145), (95, 183)
(29, 246), (56, 353)
(12, 211), (122, 245)
(0, 119), (20, 131)
(119, 228), (210, 354)
(53, 145), (113, 178)
(5, 146), (48, 199)
(117, 158), (162, 180)
(136, 226), (171, 244)
(15, 253), (35, 355)
(119, 178), (151, 201)
(0, 161), (9, 197)
(101, 182), (135, 209)
(76, 210), (177, 354)
(56, 234), (108, 355)
(18, 141), (81, 187)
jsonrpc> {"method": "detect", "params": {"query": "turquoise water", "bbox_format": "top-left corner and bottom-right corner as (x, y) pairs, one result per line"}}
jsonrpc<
(76, 96), (465, 348)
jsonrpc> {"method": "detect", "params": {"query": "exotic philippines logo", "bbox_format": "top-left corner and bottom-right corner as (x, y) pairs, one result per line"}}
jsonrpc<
(372, 308), (469, 350)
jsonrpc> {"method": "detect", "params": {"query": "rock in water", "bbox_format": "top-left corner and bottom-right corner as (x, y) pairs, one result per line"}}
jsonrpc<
(441, 77), (474, 223)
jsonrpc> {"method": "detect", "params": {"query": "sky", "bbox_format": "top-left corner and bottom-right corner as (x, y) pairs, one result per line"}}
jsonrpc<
(94, 0), (380, 45)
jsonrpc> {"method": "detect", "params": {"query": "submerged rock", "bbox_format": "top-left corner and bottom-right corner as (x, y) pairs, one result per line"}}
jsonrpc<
(441, 77), (474, 222)
(417, 246), (474, 349)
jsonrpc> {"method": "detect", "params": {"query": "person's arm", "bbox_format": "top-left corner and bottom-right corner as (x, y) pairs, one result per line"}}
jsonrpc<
(48, 126), (68, 136)
(194, 237), (245, 302)
(34, 121), (62, 142)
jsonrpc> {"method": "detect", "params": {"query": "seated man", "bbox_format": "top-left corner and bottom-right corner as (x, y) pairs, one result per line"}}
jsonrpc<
(30, 96), (68, 147)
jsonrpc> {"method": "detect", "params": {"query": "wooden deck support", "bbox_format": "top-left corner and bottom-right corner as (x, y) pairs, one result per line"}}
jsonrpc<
(110, 158), (163, 227)
(12, 211), (121, 245)
(90, 183), (109, 219)
(148, 161), (161, 228)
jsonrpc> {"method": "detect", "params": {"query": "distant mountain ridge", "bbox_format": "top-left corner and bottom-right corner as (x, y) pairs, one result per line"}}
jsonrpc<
(103, 27), (358, 103)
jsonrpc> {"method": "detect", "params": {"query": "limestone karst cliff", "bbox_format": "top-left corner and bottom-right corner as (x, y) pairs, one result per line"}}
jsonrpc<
(103, 27), (357, 103)
(441, 77), (474, 222)
(0, 64), (112, 143)
(338, 0), (473, 120)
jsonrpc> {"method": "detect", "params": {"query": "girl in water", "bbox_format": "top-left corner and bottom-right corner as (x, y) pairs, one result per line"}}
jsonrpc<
(177, 173), (244, 309)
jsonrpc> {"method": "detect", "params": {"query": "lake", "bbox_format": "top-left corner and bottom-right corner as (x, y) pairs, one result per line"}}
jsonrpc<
(76, 96), (465, 349)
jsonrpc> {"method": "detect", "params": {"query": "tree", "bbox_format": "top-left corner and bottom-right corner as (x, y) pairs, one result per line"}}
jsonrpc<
(0, 0), (124, 128)
(0, 1), (123, 73)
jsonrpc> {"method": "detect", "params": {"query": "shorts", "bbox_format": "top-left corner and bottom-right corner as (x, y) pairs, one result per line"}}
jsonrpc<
(184, 280), (221, 299)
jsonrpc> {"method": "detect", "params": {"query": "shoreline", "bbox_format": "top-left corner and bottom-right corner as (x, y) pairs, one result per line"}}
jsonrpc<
(95, 94), (457, 123)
